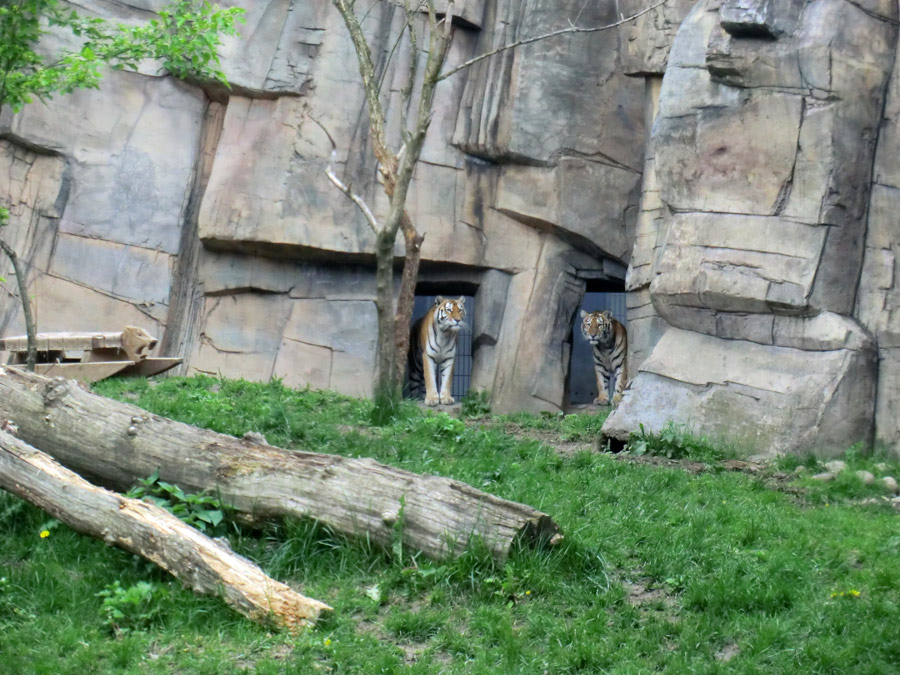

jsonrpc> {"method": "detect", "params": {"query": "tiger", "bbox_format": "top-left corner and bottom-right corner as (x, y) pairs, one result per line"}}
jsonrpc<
(580, 309), (627, 406)
(406, 296), (466, 406)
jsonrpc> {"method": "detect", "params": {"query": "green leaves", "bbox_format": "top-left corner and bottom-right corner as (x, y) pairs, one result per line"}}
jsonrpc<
(127, 471), (229, 536)
(0, 0), (245, 114)
(628, 421), (725, 461)
(96, 580), (168, 634)
(129, 0), (245, 85)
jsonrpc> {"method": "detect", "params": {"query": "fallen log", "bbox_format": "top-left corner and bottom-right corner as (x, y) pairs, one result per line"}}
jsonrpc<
(0, 428), (331, 630)
(0, 367), (561, 560)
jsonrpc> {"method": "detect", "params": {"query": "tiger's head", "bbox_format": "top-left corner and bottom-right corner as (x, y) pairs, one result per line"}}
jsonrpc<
(434, 296), (466, 332)
(580, 309), (614, 345)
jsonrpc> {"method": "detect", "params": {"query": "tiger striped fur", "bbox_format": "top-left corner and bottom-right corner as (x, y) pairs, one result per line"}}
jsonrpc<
(407, 296), (466, 406)
(580, 309), (627, 406)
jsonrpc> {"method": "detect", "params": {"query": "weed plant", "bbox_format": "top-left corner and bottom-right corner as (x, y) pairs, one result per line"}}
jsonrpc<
(628, 421), (733, 462)
(460, 389), (491, 418)
(126, 470), (232, 536)
(0, 376), (897, 673)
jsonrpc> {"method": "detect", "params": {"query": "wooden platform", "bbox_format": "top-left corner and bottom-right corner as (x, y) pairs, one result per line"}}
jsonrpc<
(0, 326), (182, 383)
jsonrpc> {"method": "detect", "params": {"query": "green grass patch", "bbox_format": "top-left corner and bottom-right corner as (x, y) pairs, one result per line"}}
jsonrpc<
(494, 409), (609, 442)
(628, 420), (736, 462)
(0, 375), (897, 672)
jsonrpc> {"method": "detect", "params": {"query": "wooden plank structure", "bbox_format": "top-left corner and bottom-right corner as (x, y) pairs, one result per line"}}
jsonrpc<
(0, 326), (181, 383)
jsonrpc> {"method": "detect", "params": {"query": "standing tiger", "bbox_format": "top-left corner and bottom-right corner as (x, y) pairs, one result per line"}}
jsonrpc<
(580, 309), (627, 406)
(407, 296), (466, 406)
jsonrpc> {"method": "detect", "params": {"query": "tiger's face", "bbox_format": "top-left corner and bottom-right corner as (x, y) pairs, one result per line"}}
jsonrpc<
(580, 309), (613, 345)
(434, 296), (465, 332)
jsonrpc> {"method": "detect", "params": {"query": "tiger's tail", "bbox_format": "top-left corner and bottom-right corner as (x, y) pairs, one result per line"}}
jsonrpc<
(405, 316), (425, 398)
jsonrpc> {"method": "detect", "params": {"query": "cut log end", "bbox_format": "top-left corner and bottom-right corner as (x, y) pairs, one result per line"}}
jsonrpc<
(517, 514), (564, 551)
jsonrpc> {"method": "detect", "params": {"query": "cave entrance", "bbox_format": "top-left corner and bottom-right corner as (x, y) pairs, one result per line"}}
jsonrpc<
(567, 279), (626, 406)
(409, 286), (476, 401)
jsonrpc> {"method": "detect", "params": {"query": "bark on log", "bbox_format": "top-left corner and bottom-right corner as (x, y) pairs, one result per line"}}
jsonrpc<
(0, 367), (561, 560)
(0, 428), (331, 630)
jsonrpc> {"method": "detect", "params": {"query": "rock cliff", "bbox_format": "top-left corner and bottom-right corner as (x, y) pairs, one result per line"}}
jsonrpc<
(1, 0), (897, 456)
(605, 0), (896, 457)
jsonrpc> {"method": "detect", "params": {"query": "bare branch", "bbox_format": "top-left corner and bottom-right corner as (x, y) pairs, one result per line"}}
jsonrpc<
(442, 0), (454, 39)
(399, 0), (420, 134)
(376, 0), (427, 100)
(308, 114), (381, 233)
(326, 151), (380, 233)
(0, 236), (37, 372)
(332, 0), (394, 169)
(437, 0), (668, 81)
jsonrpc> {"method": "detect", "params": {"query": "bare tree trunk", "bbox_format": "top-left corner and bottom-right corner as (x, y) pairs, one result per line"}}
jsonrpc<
(373, 228), (400, 416)
(393, 222), (424, 392)
(0, 428), (331, 631)
(0, 237), (36, 372)
(0, 367), (561, 561)
(331, 0), (453, 416)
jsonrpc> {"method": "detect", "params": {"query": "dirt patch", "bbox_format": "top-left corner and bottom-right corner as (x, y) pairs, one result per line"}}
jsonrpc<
(715, 643), (741, 662)
(493, 423), (594, 457)
(622, 577), (677, 609)
(619, 574), (682, 627)
(336, 425), (377, 438)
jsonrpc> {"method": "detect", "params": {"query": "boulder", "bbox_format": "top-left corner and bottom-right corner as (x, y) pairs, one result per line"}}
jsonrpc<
(606, 0), (896, 456)
(603, 328), (877, 458)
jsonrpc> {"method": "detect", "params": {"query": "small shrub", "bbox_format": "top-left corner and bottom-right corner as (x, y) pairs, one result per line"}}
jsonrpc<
(407, 413), (466, 440)
(127, 471), (230, 536)
(628, 422), (725, 461)
(461, 389), (491, 418)
(97, 581), (167, 634)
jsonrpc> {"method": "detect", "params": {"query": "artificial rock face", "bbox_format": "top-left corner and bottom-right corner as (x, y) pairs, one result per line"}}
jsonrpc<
(604, 0), (895, 456)
(1, 0), (899, 456)
(0, 0), (642, 413)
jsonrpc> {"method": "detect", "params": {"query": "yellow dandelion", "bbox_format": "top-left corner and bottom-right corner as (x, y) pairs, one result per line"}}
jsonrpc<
(850, 589), (861, 597)
(525, 590), (531, 596)
(324, 638), (332, 646)
(39, 530), (50, 539)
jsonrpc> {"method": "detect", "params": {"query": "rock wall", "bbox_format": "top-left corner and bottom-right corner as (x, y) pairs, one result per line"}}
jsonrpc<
(0, 0), (641, 413)
(1, 0), (899, 456)
(605, 0), (896, 457)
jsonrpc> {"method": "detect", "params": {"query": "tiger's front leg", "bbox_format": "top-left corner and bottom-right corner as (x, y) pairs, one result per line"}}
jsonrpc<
(438, 357), (456, 405)
(423, 354), (440, 406)
(611, 364), (627, 406)
(592, 348), (610, 406)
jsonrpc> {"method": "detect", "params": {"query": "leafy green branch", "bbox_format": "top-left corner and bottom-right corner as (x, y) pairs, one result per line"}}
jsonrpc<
(0, 0), (243, 370)
(0, 0), (244, 113)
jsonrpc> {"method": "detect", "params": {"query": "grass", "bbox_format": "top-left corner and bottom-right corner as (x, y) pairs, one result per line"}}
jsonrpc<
(1, 375), (899, 672)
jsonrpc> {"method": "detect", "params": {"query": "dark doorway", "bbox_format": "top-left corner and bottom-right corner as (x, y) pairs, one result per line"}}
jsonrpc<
(568, 284), (626, 405)
(409, 293), (475, 400)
